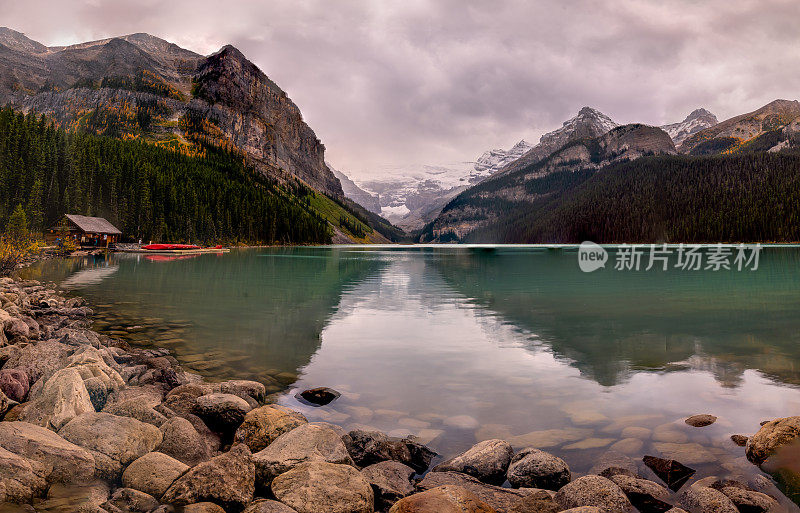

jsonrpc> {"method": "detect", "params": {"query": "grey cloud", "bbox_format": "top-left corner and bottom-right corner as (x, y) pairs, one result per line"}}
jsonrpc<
(1, 0), (799, 179)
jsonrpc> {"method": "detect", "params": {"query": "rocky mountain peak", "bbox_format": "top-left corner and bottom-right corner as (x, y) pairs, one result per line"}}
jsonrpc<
(0, 27), (48, 54)
(661, 108), (718, 146)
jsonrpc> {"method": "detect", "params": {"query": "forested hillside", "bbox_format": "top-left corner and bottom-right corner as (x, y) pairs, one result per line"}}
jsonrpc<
(424, 153), (800, 243)
(0, 107), (333, 244)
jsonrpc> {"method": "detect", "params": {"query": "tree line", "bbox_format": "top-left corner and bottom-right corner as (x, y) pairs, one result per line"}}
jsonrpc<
(0, 107), (332, 244)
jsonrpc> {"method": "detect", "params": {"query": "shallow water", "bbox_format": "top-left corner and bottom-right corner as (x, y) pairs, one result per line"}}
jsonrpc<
(19, 246), (800, 505)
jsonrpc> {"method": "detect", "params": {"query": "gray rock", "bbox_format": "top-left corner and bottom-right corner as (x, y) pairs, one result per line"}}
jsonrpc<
(508, 489), (561, 513)
(4, 339), (72, 386)
(678, 485), (738, 513)
(105, 399), (168, 427)
(194, 393), (252, 435)
(102, 487), (160, 513)
(345, 429), (435, 473)
(234, 404), (308, 452)
(554, 475), (634, 512)
(58, 412), (163, 480)
(242, 499), (299, 512)
(271, 461), (373, 513)
(361, 461), (415, 511)
(158, 416), (212, 466)
(122, 451), (189, 498)
(18, 367), (95, 430)
(388, 485), (496, 513)
(254, 423), (354, 485)
(0, 421), (95, 485)
(217, 380), (267, 403)
(0, 446), (48, 503)
(745, 416), (800, 465)
(507, 447), (571, 491)
(433, 439), (513, 485)
(161, 443), (255, 511)
(418, 470), (539, 512)
(608, 474), (672, 513)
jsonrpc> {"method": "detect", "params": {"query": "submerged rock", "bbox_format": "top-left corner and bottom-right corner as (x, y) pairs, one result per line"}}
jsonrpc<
(506, 447), (571, 491)
(271, 461), (373, 513)
(730, 435), (749, 447)
(296, 387), (341, 406)
(684, 414), (717, 427)
(102, 487), (160, 513)
(389, 485), (496, 513)
(642, 455), (696, 491)
(433, 439), (513, 485)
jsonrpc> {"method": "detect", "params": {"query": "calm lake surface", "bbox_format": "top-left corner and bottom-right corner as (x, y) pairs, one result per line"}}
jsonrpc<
(19, 246), (800, 503)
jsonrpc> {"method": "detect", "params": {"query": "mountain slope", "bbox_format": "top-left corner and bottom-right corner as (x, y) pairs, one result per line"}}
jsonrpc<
(660, 108), (718, 146)
(496, 107), (618, 177)
(329, 164), (381, 215)
(0, 28), (343, 198)
(679, 99), (800, 155)
(423, 124), (676, 241)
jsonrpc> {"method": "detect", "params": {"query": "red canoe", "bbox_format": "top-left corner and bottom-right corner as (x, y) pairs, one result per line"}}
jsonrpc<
(142, 244), (202, 250)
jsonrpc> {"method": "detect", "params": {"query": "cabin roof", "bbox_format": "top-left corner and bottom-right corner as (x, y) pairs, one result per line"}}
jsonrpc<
(64, 214), (122, 235)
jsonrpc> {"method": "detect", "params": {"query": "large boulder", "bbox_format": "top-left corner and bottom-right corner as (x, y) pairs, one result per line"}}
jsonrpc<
(0, 369), (29, 402)
(161, 443), (255, 511)
(745, 416), (800, 465)
(388, 485), (496, 513)
(0, 446), (48, 503)
(678, 484), (738, 513)
(3, 339), (72, 386)
(0, 421), (95, 485)
(158, 416), (212, 466)
(346, 429), (435, 473)
(433, 439), (513, 485)
(712, 483), (780, 513)
(58, 412), (163, 480)
(361, 461), (416, 511)
(234, 404), (308, 452)
(271, 461), (374, 513)
(193, 393), (252, 435)
(554, 475), (634, 512)
(506, 447), (571, 491)
(122, 451), (189, 498)
(418, 471), (539, 512)
(104, 399), (168, 427)
(253, 423), (354, 485)
(18, 367), (95, 430)
(606, 473), (672, 513)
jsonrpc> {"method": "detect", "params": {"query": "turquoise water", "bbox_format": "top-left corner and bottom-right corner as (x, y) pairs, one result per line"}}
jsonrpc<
(20, 246), (800, 504)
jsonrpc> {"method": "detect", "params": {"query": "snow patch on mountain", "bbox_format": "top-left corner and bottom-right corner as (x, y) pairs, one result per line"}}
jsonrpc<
(660, 108), (718, 146)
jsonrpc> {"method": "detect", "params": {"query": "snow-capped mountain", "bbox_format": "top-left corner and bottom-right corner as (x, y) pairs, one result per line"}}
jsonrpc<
(473, 140), (534, 175)
(497, 107), (618, 176)
(346, 140), (533, 230)
(328, 163), (382, 214)
(660, 108), (718, 146)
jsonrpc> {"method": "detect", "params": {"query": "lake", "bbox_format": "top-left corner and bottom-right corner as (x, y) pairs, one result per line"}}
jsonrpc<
(19, 245), (800, 505)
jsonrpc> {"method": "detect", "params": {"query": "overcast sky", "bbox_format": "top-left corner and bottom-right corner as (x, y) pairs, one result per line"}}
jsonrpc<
(3, 0), (800, 179)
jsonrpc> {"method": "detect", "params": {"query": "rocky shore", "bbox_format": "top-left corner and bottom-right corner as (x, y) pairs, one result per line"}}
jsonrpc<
(1, 276), (799, 513)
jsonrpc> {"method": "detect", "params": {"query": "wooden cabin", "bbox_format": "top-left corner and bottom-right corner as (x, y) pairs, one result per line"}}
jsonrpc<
(47, 214), (122, 248)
